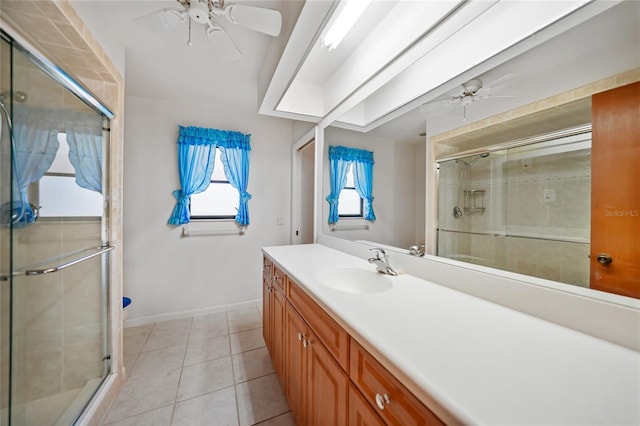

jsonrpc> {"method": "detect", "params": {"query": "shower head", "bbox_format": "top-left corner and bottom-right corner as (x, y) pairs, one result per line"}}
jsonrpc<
(464, 152), (489, 167)
(0, 90), (27, 104)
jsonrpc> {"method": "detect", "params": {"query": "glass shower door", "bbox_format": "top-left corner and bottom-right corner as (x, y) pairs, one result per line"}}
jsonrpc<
(1, 34), (111, 425)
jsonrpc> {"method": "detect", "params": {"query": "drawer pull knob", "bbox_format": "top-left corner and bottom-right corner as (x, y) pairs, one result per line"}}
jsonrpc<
(375, 393), (390, 410)
(297, 332), (305, 341)
(303, 339), (311, 348)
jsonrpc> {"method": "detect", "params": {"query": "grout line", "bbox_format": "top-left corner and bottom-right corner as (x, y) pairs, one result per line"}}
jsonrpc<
(168, 316), (194, 426)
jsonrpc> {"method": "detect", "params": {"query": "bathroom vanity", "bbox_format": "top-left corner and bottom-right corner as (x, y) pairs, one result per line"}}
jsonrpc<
(262, 244), (639, 425)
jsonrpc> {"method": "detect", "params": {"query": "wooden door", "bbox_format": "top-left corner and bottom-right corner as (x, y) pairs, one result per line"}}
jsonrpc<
(306, 329), (348, 426)
(349, 382), (385, 426)
(272, 288), (286, 387)
(285, 302), (307, 424)
(591, 82), (640, 298)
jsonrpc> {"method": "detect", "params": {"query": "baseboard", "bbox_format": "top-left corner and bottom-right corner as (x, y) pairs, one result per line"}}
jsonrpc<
(123, 299), (262, 328)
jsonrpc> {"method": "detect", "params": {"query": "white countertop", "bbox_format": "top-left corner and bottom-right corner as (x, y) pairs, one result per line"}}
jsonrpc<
(263, 244), (640, 425)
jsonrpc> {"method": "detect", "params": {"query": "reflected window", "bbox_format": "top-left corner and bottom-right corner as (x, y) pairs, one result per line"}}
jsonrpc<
(338, 164), (363, 217)
(190, 148), (237, 219)
(39, 133), (103, 217)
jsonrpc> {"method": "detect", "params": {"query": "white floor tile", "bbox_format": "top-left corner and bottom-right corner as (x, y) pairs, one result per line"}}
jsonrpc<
(123, 324), (153, 339)
(123, 334), (148, 356)
(177, 356), (234, 402)
(190, 312), (229, 342)
(232, 347), (275, 384)
(102, 405), (173, 426)
(236, 374), (289, 426)
(172, 386), (238, 426)
(102, 369), (180, 424)
(153, 318), (192, 333)
(143, 329), (189, 352)
(128, 345), (186, 379)
(254, 412), (295, 426)
(230, 329), (266, 355)
(109, 312), (290, 426)
(228, 308), (262, 334)
(184, 335), (230, 366)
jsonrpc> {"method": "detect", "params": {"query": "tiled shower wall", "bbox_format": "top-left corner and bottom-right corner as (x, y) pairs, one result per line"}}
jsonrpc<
(438, 140), (591, 287)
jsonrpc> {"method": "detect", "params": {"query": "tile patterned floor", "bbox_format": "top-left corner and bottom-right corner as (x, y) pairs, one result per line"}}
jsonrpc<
(102, 305), (294, 426)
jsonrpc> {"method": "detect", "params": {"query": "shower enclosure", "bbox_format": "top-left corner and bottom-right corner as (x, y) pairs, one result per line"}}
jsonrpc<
(1, 31), (113, 425)
(437, 128), (592, 288)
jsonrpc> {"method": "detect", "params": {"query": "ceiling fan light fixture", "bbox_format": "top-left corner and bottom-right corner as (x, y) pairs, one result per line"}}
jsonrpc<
(321, 0), (371, 50)
(189, 0), (211, 24)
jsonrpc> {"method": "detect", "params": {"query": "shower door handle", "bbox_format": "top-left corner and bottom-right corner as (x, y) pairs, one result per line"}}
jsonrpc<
(24, 245), (114, 276)
(596, 253), (613, 265)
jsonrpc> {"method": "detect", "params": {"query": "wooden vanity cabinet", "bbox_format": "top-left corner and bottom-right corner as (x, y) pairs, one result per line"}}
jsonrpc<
(350, 340), (444, 426)
(262, 257), (286, 386)
(262, 257), (273, 348)
(349, 382), (386, 425)
(263, 253), (444, 425)
(285, 291), (349, 425)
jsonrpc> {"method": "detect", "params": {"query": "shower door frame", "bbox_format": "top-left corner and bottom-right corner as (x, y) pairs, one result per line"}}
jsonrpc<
(0, 28), (116, 425)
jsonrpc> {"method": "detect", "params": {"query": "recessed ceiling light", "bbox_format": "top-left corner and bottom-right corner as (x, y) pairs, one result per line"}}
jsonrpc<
(321, 0), (372, 50)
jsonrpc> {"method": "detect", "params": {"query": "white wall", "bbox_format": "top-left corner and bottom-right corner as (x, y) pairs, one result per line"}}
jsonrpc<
(322, 126), (420, 249)
(124, 95), (293, 323)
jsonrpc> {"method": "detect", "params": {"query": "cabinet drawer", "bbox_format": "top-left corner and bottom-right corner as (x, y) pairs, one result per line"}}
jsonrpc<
(350, 339), (443, 426)
(288, 279), (349, 371)
(349, 382), (385, 426)
(263, 255), (273, 276)
(272, 265), (286, 294)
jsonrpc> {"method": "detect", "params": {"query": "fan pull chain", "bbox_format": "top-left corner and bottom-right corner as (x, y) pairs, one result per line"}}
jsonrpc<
(187, 17), (193, 47)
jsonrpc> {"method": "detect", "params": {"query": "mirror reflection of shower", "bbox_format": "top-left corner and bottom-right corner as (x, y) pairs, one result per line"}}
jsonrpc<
(0, 89), (38, 226)
(453, 152), (489, 219)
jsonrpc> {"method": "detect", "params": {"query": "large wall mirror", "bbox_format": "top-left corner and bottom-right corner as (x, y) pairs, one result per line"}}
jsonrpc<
(319, 1), (639, 299)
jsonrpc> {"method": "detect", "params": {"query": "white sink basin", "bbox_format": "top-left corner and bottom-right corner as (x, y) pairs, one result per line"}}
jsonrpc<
(315, 267), (393, 294)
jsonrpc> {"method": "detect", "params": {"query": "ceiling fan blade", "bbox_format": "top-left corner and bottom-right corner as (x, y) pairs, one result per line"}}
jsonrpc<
(134, 8), (187, 32)
(206, 25), (243, 61)
(224, 4), (282, 37)
(418, 98), (458, 113)
(476, 94), (516, 101)
(478, 73), (517, 94)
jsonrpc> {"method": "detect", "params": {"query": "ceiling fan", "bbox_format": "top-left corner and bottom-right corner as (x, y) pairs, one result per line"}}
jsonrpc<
(419, 74), (516, 119)
(134, 0), (282, 61)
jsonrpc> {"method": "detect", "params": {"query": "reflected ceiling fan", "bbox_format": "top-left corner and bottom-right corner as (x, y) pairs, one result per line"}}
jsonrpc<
(134, 0), (282, 61)
(419, 74), (516, 119)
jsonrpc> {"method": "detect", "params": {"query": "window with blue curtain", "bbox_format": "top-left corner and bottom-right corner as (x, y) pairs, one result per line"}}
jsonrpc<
(168, 125), (252, 226)
(326, 145), (375, 224)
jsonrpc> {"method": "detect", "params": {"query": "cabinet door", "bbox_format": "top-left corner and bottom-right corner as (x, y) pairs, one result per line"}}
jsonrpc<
(272, 287), (286, 387)
(306, 330), (348, 426)
(262, 274), (272, 351)
(349, 382), (385, 426)
(285, 301), (308, 424)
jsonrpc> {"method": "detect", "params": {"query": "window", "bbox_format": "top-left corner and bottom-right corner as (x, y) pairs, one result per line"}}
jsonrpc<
(190, 148), (237, 219)
(39, 133), (103, 217)
(338, 164), (363, 217)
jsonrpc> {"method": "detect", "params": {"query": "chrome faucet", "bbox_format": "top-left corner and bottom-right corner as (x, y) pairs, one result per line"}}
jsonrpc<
(409, 243), (425, 257)
(368, 248), (398, 276)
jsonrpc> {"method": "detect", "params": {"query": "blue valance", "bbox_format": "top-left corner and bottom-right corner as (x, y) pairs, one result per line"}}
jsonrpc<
(328, 145), (374, 165)
(177, 125), (251, 150)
